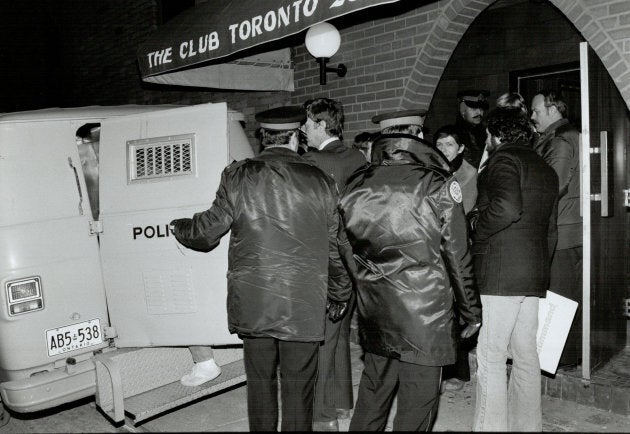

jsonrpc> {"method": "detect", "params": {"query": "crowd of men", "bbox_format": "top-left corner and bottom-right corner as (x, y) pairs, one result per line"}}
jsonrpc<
(170, 87), (581, 431)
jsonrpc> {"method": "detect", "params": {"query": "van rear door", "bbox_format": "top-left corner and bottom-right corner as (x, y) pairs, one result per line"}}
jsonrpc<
(0, 115), (110, 378)
(98, 103), (252, 347)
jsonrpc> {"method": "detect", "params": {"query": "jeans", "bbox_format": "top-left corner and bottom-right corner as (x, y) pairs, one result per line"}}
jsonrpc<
(473, 295), (542, 432)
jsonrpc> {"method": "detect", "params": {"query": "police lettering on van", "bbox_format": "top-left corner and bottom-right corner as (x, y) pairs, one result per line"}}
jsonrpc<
(132, 224), (174, 240)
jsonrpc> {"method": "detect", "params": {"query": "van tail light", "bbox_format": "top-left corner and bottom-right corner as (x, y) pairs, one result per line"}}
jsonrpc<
(6, 277), (44, 316)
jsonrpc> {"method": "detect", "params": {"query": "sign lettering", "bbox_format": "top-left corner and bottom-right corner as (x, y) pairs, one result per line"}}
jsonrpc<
(133, 224), (174, 240)
(139, 0), (397, 77)
(147, 47), (172, 68)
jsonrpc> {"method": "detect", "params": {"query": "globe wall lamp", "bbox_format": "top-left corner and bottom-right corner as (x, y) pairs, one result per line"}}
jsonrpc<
(305, 22), (347, 85)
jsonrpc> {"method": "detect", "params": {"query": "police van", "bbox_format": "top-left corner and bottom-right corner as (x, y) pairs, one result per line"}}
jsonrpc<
(0, 102), (252, 427)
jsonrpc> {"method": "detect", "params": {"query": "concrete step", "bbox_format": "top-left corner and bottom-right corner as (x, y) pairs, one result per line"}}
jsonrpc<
(542, 347), (630, 416)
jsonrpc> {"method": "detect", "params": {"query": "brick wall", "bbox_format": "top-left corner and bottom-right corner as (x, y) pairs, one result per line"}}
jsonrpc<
(289, 0), (630, 146)
(0, 0), (289, 143)
(291, 2), (445, 143)
(0, 1), (64, 111)
(3, 0), (630, 148)
(290, 0), (496, 144)
(54, 0), (290, 143)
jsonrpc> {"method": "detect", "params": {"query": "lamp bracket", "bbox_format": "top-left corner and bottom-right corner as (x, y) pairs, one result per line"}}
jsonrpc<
(316, 57), (347, 85)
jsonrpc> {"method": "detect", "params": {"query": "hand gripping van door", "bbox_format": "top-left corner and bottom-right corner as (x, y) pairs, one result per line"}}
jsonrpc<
(98, 103), (252, 348)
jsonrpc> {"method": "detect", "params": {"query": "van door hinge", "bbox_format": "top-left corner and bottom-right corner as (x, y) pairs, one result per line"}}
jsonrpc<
(103, 326), (117, 339)
(89, 220), (103, 235)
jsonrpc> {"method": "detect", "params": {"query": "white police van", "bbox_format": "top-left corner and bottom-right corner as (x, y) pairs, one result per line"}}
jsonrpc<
(0, 102), (252, 427)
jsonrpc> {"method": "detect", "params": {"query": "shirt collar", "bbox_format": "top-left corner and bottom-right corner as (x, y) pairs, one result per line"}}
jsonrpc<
(319, 137), (339, 150)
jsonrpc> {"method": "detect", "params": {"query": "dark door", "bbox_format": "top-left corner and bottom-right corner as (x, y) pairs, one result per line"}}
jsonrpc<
(585, 44), (629, 373)
(512, 45), (630, 378)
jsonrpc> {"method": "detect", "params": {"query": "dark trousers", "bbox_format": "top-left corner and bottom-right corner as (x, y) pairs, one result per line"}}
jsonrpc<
(349, 352), (441, 431)
(242, 336), (319, 432)
(314, 292), (355, 422)
(549, 246), (583, 366)
(443, 320), (477, 382)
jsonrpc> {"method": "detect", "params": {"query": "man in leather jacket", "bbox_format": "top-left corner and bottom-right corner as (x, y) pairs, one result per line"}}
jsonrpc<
(170, 106), (351, 431)
(531, 89), (582, 367)
(339, 112), (482, 431)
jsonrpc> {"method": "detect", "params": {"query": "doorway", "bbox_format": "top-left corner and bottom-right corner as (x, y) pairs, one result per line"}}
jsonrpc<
(509, 62), (580, 128)
(511, 54), (630, 376)
(427, 0), (630, 379)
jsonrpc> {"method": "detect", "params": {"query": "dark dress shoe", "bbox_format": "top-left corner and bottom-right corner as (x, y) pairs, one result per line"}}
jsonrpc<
(312, 419), (339, 431)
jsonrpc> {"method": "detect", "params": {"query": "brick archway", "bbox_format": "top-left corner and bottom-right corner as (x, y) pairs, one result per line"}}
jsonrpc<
(401, 0), (630, 112)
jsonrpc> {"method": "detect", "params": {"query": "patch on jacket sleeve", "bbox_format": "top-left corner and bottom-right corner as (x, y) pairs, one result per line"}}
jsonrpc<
(449, 180), (463, 203)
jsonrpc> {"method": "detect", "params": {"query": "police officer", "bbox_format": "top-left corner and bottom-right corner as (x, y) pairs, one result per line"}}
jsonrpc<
(455, 89), (490, 168)
(170, 106), (351, 432)
(372, 108), (427, 139)
(341, 110), (482, 431)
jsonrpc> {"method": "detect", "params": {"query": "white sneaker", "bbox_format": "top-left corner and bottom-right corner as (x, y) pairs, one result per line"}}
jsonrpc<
(180, 359), (221, 387)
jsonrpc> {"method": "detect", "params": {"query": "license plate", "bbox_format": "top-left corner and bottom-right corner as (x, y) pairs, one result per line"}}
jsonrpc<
(46, 319), (104, 357)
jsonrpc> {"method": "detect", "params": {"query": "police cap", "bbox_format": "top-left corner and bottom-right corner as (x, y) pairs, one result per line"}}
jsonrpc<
(255, 106), (306, 130)
(457, 89), (490, 109)
(371, 109), (427, 130)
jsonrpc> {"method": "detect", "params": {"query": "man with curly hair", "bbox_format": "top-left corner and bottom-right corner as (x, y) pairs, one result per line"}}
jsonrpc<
(472, 107), (559, 431)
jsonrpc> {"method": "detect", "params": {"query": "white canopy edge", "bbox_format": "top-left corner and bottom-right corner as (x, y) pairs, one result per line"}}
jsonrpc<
(142, 48), (294, 91)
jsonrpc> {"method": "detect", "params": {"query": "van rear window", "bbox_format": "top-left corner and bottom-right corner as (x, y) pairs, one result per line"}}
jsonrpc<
(127, 134), (195, 183)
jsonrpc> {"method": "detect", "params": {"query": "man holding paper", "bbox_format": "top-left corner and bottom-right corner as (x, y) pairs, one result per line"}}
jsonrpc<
(471, 107), (559, 432)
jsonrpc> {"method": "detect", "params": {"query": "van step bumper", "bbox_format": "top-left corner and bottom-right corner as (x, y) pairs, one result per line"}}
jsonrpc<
(94, 346), (244, 425)
(125, 359), (245, 425)
(0, 360), (96, 413)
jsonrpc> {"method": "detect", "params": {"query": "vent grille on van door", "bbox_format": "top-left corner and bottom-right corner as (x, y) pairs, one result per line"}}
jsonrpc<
(127, 134), (195, 183)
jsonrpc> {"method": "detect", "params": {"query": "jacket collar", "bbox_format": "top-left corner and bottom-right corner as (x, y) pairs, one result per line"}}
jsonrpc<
(538, 118), (569, 141)
(257, 146), (303, 161)
(489, 138), (530, 157)
(371, 133), (450, 174)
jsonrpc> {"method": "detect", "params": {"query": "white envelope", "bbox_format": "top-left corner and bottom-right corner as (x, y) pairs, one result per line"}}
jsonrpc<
(536, 290), (579, 374)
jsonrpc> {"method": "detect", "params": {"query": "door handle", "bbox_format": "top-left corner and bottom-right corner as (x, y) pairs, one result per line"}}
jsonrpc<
(589, 131), (609, 217)
(67, 157), (84, 216)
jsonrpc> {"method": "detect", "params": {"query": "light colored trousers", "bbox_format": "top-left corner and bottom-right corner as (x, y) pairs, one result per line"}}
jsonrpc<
(473, 295), (542, 432)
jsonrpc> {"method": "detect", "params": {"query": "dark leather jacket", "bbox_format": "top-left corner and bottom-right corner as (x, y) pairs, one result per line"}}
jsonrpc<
(339, 134), (481, 366)
(472, 139), (559, 297)
(534, 118), (581, 249)
(172, 147), (351, 342)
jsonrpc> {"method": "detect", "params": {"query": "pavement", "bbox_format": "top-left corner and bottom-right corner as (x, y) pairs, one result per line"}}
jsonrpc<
(2, 342), (630, 432)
